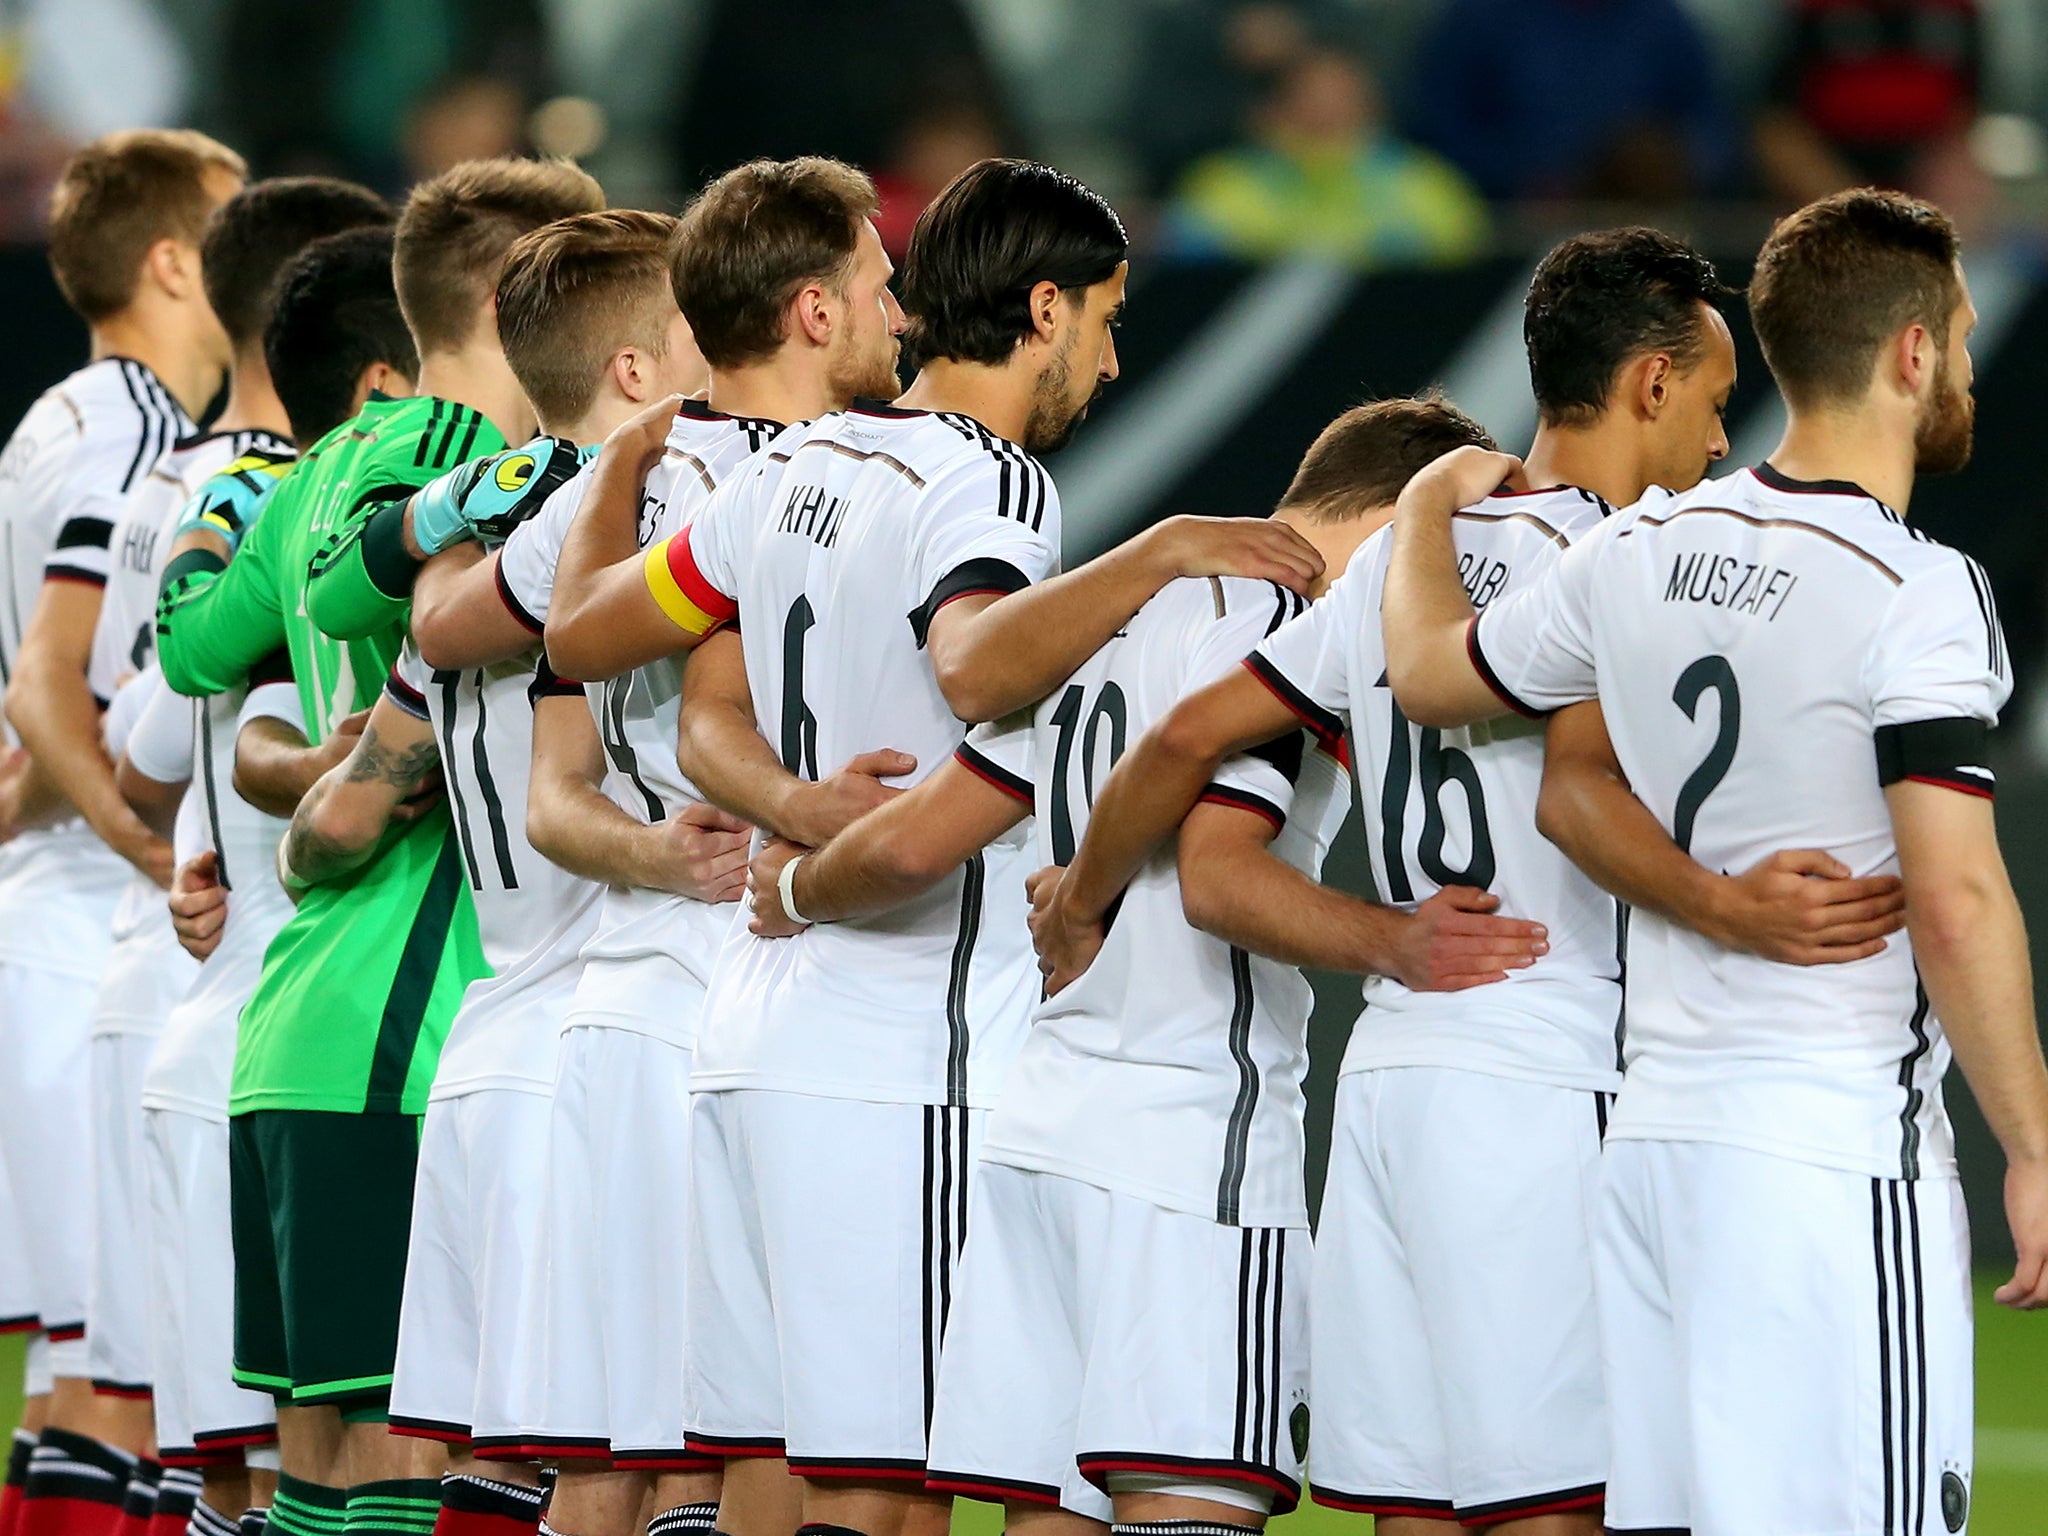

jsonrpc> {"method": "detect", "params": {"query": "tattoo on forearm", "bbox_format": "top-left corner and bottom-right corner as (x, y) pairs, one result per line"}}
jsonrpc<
(282, 723), (441, 886)
(343, 721), (441, 792)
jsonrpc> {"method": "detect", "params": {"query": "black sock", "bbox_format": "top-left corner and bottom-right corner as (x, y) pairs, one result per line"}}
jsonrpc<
(237, 1507), (268, 1536)
(189, 1505), (239, 1536)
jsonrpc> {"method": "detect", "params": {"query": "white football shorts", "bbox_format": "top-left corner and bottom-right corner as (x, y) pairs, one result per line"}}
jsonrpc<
(142, 1106), (277, 1464)
(1596, 1138), (1972, 1536)
(390, 1086), (552, 1449)
(0, 962), (99, 1342)
(682, 1089), (980, 1481)
(513, 1014), (710, 1468)
(86, 1029), (158, 1396)
(927, 1161), (1308, 1521)
(1309, 1066), (1608, 1526)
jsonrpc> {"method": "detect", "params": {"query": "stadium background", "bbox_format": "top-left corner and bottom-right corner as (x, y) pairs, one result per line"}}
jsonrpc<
(3, 0), (2047, 1527)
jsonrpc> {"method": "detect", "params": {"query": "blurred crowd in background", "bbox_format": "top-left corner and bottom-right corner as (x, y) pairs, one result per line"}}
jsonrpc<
(0, 0), (2041, 263)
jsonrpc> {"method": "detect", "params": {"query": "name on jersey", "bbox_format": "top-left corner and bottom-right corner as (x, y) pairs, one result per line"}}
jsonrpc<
(119, 519), (159, 576)
(1459, 551), (1511, 612)
(1664, 550), (1799, 621)
(777, 484), (845, 549)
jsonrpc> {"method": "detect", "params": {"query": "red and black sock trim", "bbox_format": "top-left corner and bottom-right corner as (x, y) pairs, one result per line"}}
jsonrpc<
(145, 1470), (201, 1536)
(923, 1471), (1061, 1508)
(1309, 1484), (1453, 1519)
(433, 1472), (542, 1536)
(1456, 1482), (1603, 1524)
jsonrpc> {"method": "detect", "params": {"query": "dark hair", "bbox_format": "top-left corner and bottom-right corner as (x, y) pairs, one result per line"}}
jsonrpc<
(1524, 228), (1732, 428)
(47, 129), (246, 324)
(395, 157), (606, 353)
(498, 210), (680, 427)
(265, 226), (418, 444)
(201, 177), (393, 353)
(1750, 188), (1962, 411)
(1278, 392), (1497, 519)
(898, 159), (1127, 367)
(671, 157), (879, 369)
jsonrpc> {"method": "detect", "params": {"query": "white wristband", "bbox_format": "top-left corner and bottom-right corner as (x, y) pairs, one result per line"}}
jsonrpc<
(777, 852), (813, 925)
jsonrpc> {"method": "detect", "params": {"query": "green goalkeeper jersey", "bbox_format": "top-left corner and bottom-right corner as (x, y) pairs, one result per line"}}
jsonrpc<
(155, 393), (506, 1114)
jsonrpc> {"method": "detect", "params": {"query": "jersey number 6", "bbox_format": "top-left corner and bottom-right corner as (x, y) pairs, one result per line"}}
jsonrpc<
(1381, 696), (1495, 901)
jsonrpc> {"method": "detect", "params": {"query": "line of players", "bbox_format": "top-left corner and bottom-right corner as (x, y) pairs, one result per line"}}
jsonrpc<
(0, 123), (2038, 1536)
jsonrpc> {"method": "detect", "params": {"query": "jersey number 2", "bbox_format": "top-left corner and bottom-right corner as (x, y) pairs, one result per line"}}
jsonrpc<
(1048, 681), (1128, 864)
(1672, 654), (1739, 855)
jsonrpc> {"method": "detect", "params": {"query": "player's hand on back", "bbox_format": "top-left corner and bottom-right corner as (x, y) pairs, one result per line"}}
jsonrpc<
(1392, 886), (1548, 992)
(601, 392), (686, 480)
(168, 850), (227, 961)
(1143, 515), (1326, 598)
(785, 749), (917, 847)
(1029, 865), (1105, 997)
(653, 799), (751, 905)
(746, 836), (809, 937)
(1704, 849), (1905, 965)
(1996, 1156), (2048, 1310)
(1398, 445), (1527, 518)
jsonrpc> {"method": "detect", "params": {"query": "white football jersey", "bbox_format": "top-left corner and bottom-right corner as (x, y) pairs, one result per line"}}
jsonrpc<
(92, 429), (295, 962)
(132, 673), (302, 1121)
(0, 357), (191, 978)
(496, 399), (781, 1044)
(1253, 489), (1625, 1092)
(971, 575), (1350, 1228)
(1471, 463), (2012, 1179)
(388, 640), (598, 1097)
(680, 402), (1060, 1108)
(89, 427), (293, 702)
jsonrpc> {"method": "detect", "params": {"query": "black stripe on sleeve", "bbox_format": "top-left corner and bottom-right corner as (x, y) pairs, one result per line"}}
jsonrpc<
(54, 516), (114, 550)
(383, 668), (430, 720)
(1199, 783), (1285, 832)
(494, 559), (543, 636)
(44, 565), (106, 587)
(1242, 725), (1304, 784)
(359, 500), (421, 598)
(953, 743), (1032, 804)
(908, 558), (1031, 648)
(1874, 717), (1994, 799)
(1241, 653), (1343, 748)
(159, 547), (225, 596)
(1465, 618), (1546, 719)
(527, 652), (582, 707)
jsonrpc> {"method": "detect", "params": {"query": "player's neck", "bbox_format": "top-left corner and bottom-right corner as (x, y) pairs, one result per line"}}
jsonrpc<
(1273, 504), (1390, 596)
(1522, 422), (1653, 510)
(543, 394), (640, 449)
(705, 354), (831, 428)
(416, 342), (536, 447)
(1767, 410), (1918, 516)
(208, 351), (293, 440)
(895, 358), (1033, 446)
(88, 311), (222, 422)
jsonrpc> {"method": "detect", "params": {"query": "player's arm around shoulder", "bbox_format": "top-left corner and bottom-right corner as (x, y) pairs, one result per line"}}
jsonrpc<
(1381, 444), (1528, 726)
(548, 396), (712, 682)
(156, 478), (288, 698)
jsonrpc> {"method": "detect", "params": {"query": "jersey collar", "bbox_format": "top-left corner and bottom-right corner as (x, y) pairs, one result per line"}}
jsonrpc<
(1750, 460), (1883, 506)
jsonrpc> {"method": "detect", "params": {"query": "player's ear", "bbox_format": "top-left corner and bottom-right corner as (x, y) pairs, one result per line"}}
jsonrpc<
(142, 237), (193, 302)
(612, 347), (647, 403)
(1893, 321), (1935, 398)
(790, 282), (834, 349)
(1026, 279), (1063, 348)
(1634, 352), (1672, 419)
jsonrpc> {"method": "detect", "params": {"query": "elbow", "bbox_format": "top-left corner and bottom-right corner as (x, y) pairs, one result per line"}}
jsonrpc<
(524, 784), (569, 867)
(1907, 879), (2002, 967)
(543, 616), (603, 684)
(934, 658), (1006, 726)
(1534, 777), (1575, 854)
(1178, 852), (1243, 939)
(308, 796), (384, 859)
(885, 829), (961, 891)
